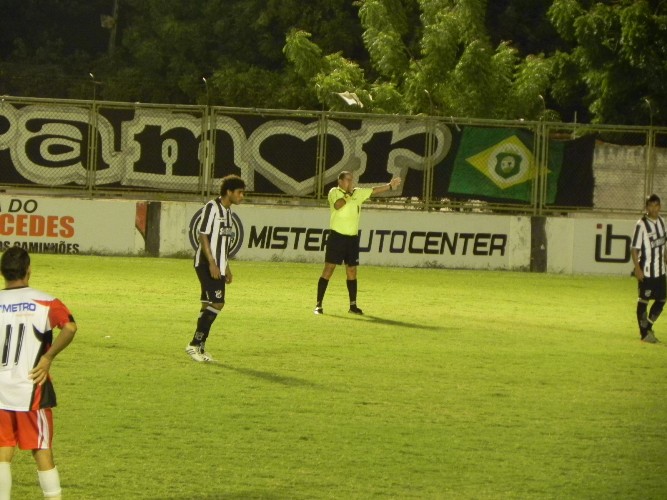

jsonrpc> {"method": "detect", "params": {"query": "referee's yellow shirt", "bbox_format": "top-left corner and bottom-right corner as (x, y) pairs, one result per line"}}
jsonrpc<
(328, 187), (373, 236)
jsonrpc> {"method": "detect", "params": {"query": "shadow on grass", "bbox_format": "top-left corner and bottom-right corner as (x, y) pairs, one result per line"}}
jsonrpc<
(327, 313), (443, 331)
(215, 363), (324, 388)
(158, 492), (286, 500)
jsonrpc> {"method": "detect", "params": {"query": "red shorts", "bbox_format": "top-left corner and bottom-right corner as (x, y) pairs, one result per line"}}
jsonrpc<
(0, 408), (54, 450)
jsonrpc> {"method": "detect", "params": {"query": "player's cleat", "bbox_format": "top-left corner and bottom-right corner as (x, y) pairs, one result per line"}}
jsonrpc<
(348, 305), (364, 315)
(185, 344), (206, 362)
(314, 306), (324, 315)
(199, 343), (215, 362)
(642, 330), (659, 343)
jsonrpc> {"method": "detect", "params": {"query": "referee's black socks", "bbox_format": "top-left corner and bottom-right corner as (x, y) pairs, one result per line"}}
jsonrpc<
(347, 279), (358, 304)
(317, 277), (329, 305)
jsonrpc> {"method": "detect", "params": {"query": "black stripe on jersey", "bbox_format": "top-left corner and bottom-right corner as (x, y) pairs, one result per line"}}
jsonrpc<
(643, 217), (654, 274)
(194, 202), (215, 267)
(658, 217), (667, 276)
(636, 215), (666, 278)
(215, 200), (225, 267)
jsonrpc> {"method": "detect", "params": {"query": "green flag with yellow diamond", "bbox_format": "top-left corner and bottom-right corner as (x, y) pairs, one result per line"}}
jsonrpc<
(449, 127), (564, 203)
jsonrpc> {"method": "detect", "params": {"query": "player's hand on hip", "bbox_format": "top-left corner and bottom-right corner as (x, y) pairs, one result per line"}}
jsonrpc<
(29, 356), (52, 386)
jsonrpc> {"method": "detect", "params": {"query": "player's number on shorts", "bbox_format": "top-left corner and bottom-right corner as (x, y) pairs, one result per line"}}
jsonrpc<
(2, 323), (26, 366)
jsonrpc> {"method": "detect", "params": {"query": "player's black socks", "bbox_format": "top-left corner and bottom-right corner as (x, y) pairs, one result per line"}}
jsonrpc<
(317, 277), (329, 304)
(347, 279), (357, 304)
(191, 306), (219, 346)
(649, 300), (665, 324)
(637, 301), (649, 337)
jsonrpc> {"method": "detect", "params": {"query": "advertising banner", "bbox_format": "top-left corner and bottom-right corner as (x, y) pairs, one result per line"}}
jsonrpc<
(175, 203), (531, 270)
(571, 218), (636, 275)
(0, 195), (138, 254)
(0, 195), (642, 275)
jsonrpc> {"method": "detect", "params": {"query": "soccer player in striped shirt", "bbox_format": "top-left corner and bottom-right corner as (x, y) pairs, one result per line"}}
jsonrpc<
(0, 247), (77, 500)
(314, 171), (402, 315)
(186, 175), (246, 362)
(631, 194), (667, 343)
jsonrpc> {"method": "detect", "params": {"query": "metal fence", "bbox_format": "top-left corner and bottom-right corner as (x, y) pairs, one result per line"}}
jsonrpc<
(0, 95), (665, 215)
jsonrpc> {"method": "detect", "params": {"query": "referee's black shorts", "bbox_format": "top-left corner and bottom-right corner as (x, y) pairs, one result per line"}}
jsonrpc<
(638, 274), (667, 301)
(325, 230), (360, 266)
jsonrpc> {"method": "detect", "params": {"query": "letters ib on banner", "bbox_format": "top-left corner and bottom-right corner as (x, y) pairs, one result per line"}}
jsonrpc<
(0, 196), (137, 255)
(571, 219), (636, 275)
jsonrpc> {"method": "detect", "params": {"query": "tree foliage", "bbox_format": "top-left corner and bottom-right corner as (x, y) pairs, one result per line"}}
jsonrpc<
(548, 0), (667, 125)
(0, 0), (364, 108)
(286, 0), (554, 119)
(0, 0), (666, 125)
(103, 0), (365, 107)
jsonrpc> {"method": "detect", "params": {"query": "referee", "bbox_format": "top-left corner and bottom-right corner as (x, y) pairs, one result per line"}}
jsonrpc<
(631, 194), (667, 343)
(314, 171), (402, 315)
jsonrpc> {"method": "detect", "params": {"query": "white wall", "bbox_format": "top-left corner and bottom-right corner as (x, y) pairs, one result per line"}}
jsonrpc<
(0, 195), (641, 275)
(546, 216), (636, 275)
(545, 218), (574, 274)
(161, 202), (533, 270)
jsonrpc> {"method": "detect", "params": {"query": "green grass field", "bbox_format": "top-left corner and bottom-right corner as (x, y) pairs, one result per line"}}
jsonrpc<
(6, 254), (667, 499)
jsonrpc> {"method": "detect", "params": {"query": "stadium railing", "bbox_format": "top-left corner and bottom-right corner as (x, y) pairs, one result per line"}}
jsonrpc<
(0, 95), (665, 215)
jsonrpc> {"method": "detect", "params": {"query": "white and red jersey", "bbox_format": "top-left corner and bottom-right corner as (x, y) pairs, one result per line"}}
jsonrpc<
(0, 286), (74, 411)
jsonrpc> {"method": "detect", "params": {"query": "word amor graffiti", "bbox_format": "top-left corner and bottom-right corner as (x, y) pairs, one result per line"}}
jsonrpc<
(0, 103), (451, 195)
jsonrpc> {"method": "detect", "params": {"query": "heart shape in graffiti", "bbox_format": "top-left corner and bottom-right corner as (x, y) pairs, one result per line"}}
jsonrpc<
(247, 121), (356, 196)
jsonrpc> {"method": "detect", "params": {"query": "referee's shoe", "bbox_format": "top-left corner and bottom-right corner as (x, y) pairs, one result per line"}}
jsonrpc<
(348, 305), (364, 315)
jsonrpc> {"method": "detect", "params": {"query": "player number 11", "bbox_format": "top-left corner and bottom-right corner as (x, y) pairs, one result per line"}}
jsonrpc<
(2, 324), (26, 366)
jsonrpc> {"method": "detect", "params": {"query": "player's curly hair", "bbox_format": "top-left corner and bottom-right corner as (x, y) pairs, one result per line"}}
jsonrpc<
(220, 175), (246, 196)
(646, 194), (661, 206)
(1, 246), (30, 281)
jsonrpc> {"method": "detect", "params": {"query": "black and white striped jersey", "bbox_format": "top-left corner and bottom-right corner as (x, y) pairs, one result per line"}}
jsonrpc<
(632, 215), (667, 278)
(194, 198), (234, 275)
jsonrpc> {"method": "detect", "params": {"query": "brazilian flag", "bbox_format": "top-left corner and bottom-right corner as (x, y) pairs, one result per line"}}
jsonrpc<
(449, 127), (564, 203)
(447, 127), (596, 206)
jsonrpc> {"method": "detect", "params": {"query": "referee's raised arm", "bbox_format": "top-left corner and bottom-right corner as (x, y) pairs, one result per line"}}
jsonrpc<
(371, 177), (402, 195)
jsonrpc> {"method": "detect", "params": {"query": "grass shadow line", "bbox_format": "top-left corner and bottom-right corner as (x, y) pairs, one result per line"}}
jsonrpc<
(215, 363), (324, 389)
(157, 492), (285, 500)
(327, 313), (443, 331)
